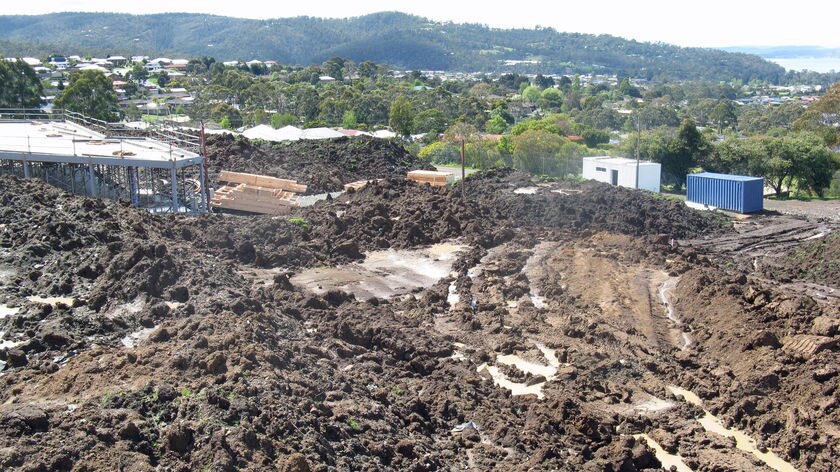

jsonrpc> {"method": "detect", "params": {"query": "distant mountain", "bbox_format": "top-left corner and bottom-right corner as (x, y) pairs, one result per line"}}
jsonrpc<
(0, 11), (785, 82)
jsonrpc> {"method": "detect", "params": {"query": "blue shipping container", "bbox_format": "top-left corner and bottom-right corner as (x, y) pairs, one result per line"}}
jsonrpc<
(686, 172), (764, 213)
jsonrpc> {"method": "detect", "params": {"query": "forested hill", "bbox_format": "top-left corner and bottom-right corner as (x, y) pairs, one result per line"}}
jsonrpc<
(0, 11), (784, 82)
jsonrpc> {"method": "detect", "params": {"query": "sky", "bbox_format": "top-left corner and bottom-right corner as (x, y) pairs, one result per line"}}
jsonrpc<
(2, 0), (839, 48)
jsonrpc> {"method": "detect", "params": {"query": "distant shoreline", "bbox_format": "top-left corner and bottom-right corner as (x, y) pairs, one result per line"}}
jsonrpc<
(765, 57), (840, 73)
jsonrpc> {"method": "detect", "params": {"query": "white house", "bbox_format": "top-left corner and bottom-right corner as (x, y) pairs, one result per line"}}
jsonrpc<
(582, 156), (661, 192)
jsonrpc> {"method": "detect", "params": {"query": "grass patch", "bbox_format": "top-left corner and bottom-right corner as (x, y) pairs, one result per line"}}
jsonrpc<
(288, 217), (311, 228)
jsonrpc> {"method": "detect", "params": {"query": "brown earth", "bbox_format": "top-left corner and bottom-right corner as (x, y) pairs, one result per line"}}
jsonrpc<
(204, 134), (434, 194)
(0, 167), (837, 471)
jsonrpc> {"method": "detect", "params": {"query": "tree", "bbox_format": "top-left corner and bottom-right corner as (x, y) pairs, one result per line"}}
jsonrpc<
(512, 129), (565, 175)
(522, 85), (541, 104)
(710, 100), (737, 132)
(537, 88), (564, 111)
(485, 114), (508, 134)
(0, 59), (44, 109)
(793, 83), (840, 147)
(271, 112), (297, 128)
(128, 62), (148, 83)
(341, 110), (358, 129)
(414, 108), (448, 134)
(389, 96), (414, 138)
(581, 129), (610, 148)
(54, 70), (119, 122)
(664, 119), (710, 189)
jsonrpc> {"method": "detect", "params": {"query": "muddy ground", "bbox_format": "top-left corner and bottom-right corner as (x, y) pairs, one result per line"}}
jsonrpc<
(204, 135), (434, 194)
(0, 167), (837, 471)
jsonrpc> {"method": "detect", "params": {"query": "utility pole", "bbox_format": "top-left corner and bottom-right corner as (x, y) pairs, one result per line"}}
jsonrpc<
(635, 112), (641, 189)
(460, 137), (465, 199)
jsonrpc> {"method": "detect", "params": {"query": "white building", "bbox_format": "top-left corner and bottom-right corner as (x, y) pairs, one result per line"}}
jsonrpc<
(582, 156), (661, 192)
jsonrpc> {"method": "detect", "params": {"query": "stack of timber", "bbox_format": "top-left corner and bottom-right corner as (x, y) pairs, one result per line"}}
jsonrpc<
(210, 171), (307, 215)
(406, 170), (453, 187)
(343, 179), (382, 192)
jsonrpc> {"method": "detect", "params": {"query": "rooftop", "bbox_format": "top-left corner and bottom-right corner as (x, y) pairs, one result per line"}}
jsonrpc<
(0, 120), (201, 169)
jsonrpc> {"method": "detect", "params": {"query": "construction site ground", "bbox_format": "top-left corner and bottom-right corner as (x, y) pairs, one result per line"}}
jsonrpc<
(0, 164), (837, 471)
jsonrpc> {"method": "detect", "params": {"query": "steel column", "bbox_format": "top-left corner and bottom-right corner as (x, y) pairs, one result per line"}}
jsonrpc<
(170, 162), (178, 212)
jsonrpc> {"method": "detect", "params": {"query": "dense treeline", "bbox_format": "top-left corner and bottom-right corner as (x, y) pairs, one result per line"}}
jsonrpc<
(5, 52), (839, 197)
(0, 11), (784, 82)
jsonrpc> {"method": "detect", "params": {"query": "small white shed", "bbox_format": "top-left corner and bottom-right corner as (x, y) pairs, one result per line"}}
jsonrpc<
(582, 156), (661, 192)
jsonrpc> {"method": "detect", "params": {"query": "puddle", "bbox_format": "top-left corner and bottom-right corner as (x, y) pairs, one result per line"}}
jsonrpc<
(0, 304), (21, 319)
(291, 241), (468, 300)
(634, 397), (676, 413)
(528, 293), (545, 309)
(27, 296), (76, 307)
(668, 386), (799, 472)
(120, 325), (158, 348)
(658, 278), (694, 350)
(447, 280), (460, 306)
(0, 331), (23, 350)
(513, 187), (539, 194)
(478, 340), (561, 400)
(633, 434), (692, 472)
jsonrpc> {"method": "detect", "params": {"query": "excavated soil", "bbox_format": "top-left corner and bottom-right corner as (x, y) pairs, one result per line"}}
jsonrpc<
(0, 167), (838, 472)
(204, 134), (434, 194)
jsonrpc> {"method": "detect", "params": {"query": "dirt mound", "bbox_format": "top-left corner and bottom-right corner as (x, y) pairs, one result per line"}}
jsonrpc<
(205, 134), (433, 194)
(1, 171), (835, 471)
(762, 231), (840, 288)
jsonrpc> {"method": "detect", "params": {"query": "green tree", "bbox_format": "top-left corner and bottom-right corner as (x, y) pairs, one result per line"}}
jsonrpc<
(710, 100), (738, 132)
(522, 85), (541, 104)
(128, 62), (148, 83)
(389, 96), (414, 138)
(342, 110), (358, 129)
(793, 83), (840, 146)
(414, 108), (448, 134)
(54, 70), (120, 121)
(418, 141), (458, 164)
(664, 119), (710, 189)
(0, 59), (44, 109)
(271, 112), (297, 128)
(537, 88), (564, 111)
(485, 114), (508, 134)
(512, 129), (565, 175)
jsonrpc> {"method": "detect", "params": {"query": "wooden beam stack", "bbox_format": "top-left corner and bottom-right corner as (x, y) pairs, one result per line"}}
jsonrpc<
(343, 179), (381, 192)
(406, 170), (453, 187)
(210, 171), (307, 215)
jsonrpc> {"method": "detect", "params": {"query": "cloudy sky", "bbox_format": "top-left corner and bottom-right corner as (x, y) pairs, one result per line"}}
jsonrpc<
(2, 0), (839, 48)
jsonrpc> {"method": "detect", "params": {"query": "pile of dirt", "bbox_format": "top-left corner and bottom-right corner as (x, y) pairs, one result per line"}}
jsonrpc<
(1, 171), (836, 471)
(761, 231), (840, 288)
(204, 134), (434, 194)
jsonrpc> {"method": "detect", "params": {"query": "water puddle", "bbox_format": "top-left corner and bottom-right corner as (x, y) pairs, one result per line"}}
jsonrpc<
(633, 396), (676, 413)
(447, 279), (460, 306)
(120, 325), (157, 348)
(513, 187), (539, 195)
(27, 295), (76, 307)
(668, 386), (798, 472)
(0, 304), (21, 319)
(477, 340), (561, 400)
(633, 434), (692, 472)
(658, 278), (694, 350)
(0, 331), (23, 350)
(291, 241), (468, 300)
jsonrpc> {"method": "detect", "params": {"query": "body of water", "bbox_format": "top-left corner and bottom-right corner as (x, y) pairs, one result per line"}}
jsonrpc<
(766, 57), (840, 73)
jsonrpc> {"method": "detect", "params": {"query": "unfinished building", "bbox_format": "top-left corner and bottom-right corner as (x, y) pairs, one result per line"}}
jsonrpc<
(0, 109), (208, 213)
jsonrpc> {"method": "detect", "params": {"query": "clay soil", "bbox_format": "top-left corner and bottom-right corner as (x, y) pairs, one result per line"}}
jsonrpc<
(0, 164), (838, 472)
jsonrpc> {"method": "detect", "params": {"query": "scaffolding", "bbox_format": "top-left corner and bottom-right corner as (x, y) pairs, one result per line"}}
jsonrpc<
(0, 108), (208, 213)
